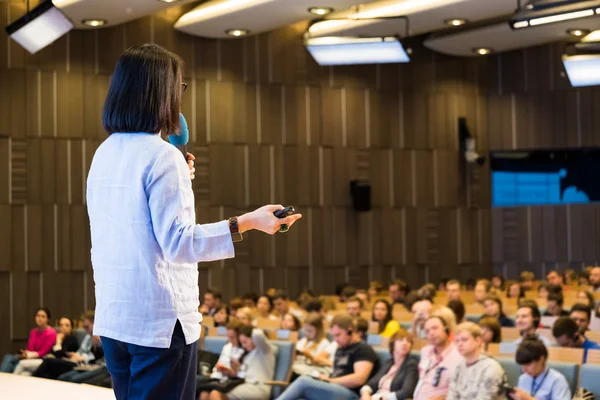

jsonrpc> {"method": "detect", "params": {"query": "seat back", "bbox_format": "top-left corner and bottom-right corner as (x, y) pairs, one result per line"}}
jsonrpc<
(374, 347), (391, 369)
(73, 328), (88, 346)
(203, 336), (227, 355)
(580, 364), (600, 397)
(270, 340), (295, 398)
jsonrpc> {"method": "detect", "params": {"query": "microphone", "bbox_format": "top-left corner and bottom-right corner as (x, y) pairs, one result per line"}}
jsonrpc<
(168, 113), (189, 161)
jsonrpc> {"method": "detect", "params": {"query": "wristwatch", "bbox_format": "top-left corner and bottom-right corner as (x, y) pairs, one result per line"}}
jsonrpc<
(228, 217), (243, 243)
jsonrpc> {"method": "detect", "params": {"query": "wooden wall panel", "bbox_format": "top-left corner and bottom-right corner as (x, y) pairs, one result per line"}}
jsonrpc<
(27, 205), (43, 272)
(320, 87), (343, 147)
(0, 139), (8, 203)
(0, 205), (11, 272)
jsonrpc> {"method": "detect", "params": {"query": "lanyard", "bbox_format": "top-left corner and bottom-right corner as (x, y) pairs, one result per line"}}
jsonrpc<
(531, 369), (550, 397)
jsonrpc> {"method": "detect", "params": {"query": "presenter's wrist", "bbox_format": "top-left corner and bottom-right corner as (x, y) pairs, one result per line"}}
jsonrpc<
(237, 213), (253, 233)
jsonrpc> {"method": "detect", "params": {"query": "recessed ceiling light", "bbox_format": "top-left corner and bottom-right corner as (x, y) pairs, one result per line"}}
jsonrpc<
(225, 29), (249, 37)
(445, 18), (467, 26)
(473, 47), (493, 55)
(158, 0), (181, 3)
(308, 7), (334, 16)
(82, 19), (106, 27)
(567, 28), (591, 37)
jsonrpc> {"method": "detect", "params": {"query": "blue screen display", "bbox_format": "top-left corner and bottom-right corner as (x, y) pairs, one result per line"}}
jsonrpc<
(491, 150), (599, 207)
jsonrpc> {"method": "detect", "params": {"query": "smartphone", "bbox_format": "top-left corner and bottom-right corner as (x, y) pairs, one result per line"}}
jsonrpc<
(274, 206), (295, 218)
(501, 382), (515, 395)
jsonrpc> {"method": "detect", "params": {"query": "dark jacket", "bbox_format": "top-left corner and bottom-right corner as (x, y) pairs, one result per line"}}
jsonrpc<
(366, 355), (419, 400)
(52, 335), (79, 359)
(498, 314), (515, 327)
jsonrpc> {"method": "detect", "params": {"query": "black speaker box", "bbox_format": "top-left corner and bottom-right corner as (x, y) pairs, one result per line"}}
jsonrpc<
(350, 180), (371, 211)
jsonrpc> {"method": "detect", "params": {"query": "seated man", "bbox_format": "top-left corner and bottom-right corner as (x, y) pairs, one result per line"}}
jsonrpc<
(543, 293), (569, 317)
(552, 316), (600, 363)
(509, 336), (571, 400)
(413, 316), (462, 400)
(276, 315), (378, 400)
(514, 304), (553, 347)
(346, 297), (364, 319)
(569, 303), (592, 334)
(447, 322), (506, 400)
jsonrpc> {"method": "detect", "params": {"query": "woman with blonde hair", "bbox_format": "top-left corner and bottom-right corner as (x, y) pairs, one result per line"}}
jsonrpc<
(433, 306), (457, 334)
(292, 313), (332, 377)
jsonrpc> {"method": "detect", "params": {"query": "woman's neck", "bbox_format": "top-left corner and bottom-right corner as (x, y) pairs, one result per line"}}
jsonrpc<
(393, 355), (406, 366)
(37, 324), (47, 331)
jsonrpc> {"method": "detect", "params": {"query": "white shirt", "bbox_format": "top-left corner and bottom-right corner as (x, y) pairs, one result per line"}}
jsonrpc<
(87, 132), (235, 348)
(211, 343), (244, 379)
(295, 337), (330, 355)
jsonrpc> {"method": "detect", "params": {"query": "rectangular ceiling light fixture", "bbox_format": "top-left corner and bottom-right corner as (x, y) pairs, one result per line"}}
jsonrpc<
(562, 54), (600, 87)
(5, 1), (74, 54)
(510, 0), (600, 29)
(305, 36), (410, 66)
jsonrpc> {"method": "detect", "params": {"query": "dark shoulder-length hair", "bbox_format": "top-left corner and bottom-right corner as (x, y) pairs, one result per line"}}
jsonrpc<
(372, 299), (393, 334)
(103, 43), (183, 136)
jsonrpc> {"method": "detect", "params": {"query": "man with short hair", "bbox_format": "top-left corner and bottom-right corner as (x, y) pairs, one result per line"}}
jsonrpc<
(446, 280), (462, 302)
(546, 270), (564, 288)
(273, 290), (304, 320)
(514, 304), (553, 347)
(590, 267), (600, 292)
(413, 316), (462, 400)
(552, 316), (600, 363)
(389, 280), (409, 306)
(276, 315), (378, 400)
(570, 303), (592, 333)
(543, 292), (568, 317)
(199, 288), (222, 316)
(474, 280), (491, 305)
(446, 322), (507, 400)
(520, 271), (535, 291)
(346, 297), (363, 318)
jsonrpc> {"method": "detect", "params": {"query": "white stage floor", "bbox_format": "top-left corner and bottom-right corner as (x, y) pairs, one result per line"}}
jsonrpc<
(0, 373), (116, 399)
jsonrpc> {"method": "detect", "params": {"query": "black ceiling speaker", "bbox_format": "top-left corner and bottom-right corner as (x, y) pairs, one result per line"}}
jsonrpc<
(350, 180), (371, 211)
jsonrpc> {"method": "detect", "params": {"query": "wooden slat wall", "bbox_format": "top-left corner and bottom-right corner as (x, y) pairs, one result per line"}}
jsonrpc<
(489, 46), (600, 278)
(0, 5), (497, 354)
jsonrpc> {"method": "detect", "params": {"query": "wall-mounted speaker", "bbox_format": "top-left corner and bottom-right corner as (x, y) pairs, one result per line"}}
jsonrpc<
(350, 180), (371, 212)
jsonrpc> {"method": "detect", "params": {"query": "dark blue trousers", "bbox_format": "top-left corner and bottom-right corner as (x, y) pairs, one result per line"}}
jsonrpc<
(101, 320), (198, 400)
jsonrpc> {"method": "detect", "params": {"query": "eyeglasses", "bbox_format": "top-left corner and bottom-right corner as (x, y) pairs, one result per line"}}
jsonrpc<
(182, 82), (188, 93)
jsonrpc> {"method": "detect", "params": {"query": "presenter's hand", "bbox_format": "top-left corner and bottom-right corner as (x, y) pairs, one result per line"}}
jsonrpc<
(186, 152), (196, 180)
(238, 205), (302, 234)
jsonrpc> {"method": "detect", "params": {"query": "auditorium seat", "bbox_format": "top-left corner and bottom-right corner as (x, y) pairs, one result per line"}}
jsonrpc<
(580, 364), (600, 397)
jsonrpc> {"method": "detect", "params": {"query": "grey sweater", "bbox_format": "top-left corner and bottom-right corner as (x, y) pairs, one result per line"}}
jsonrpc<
(239, 329), (278, 384)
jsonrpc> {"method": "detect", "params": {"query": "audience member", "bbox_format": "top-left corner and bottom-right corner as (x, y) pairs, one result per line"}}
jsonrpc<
(0, 307), (56, 373)
(355, 290), (370, 309)
(447, 300), (465, 324)
(491, 275), (505, 291)
(207, 326), (276, 400)
(196, 320), (245, 398)
(354, 318), (370, 342)
(340, 286), (357, 303)
(479, 317), (502, 350)
(570, 303), (592, 333)
(446, 280), (462, 301)
(520, 271), (535, 291)
(241, 292), (258, 309)
(433, 307), (458, 334)
(335, 283), (350, 297)
(411, 299), (433, 338)
(413, 316), (461, 400)
(292, 313), (332, 377)
(447, 322), (507, 400)
(200, 289), (222, 316)
(438, 278), (450, 292)
(417, 284), (436, 302)
(228, 298), (243, 318)
(389, 280), (410, 307)
(543, 293), (568, 317)
(33, 311), (101, 380)
(235, 307), (254, 326)
(273, 291), (304, 320)
(346, 297), (364, 318)
(579, 270), (590, 287)
(576, 290), (595, 308)
(507, 282), (524, 299)
(359, 330), (418, 400)
(465, 278), (477, 291)
(546, 270), (564, 288)
(552, 317), (600, 362)
(296, 288), (316, 308)
(368, 281), (384, 298)
(474, 280), (492, 304)
(256, 295), (277, 320)
(276, 315), (378, 400)
(510, 337), (571, 400)
(213, 306), (229, 327)
(281, 313), (301, 331)
(537, 283), (550, 300)
(514, 304), (553, 347)
(371, 300), (401, 338)
(14, 316), (79, 376)
(482, 295), (515, 327)
(564, 269), (578, 285)
(590, 267), (600, 292)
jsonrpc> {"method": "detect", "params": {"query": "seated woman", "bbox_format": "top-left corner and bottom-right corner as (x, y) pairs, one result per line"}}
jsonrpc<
(197, 320), (245, 399)
(0, 307), (56, 373)
(371, 300), (400, 338)
(292, 313), (332, 377)
(482, 295), (515, 327)
(235, 307), (254, 327)
(214, 306), (230, 327)
(256, 295), (278, 320)
(479, 317), (502, 352)
(507, 282), (525, 299)
(281, 313), (301, 331)
(576, 290), (595, 308)
(537, 282), (550, 300)
(14, 316), (79, 376)
(359, 330), (418, 400)
(206, 326), (277, 400)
